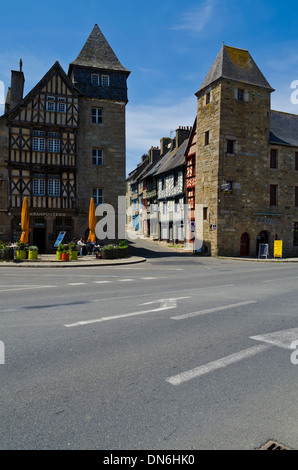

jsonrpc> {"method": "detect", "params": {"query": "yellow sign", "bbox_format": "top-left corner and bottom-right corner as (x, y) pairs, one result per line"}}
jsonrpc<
(274, 240), (283, 258)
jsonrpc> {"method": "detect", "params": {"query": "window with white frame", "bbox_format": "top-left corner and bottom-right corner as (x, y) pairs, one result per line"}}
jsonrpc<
(33, 137), (45, 152)
(57, 98), (66, 113)
(93, 188), (103, 205)
(33, 178), (45, 196)
(92, 149), (103, 165)
(48, 179), (60, 196)
(91, 74), (100, 86)
(46, 96), (55, 111)
(92, 108), (103, 123)
(101, 75), (110, 87)
(48, 138), (60, 153)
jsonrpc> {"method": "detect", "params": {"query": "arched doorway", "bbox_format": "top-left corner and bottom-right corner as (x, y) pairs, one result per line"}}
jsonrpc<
(256, 230), (269, 257)
(240, 232), (250, 256)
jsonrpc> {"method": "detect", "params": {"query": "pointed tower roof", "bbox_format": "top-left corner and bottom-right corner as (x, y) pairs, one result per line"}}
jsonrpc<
(197, 45), (273, 94)
(70, 24), (130, 75)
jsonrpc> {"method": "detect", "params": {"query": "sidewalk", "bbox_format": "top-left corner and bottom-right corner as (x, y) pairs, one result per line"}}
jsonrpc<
(0, 254), (146, 268)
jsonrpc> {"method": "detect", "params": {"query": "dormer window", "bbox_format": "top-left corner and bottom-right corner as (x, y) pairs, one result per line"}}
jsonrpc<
(91, 74), (100, 86)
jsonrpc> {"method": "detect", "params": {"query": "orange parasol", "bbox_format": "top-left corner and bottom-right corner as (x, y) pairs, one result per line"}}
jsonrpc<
(20, 197), (30, 245)
(87, 198), (96, 243)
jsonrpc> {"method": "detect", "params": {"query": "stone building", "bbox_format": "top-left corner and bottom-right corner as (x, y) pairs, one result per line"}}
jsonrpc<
(195, 44), (298, 258)
(0, 24), (130, 251)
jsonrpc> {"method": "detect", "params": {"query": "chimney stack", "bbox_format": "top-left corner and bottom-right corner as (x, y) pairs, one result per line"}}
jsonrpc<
(9, 61), (25, 110)
(148, 146), (160, 164)
(175, 126), (191, 148)
(160, 137), (171, 156)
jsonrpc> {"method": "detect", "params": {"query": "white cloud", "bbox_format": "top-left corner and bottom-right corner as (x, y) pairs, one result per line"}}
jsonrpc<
(173, 0), (217, 33)
(126, 96), (196, 174)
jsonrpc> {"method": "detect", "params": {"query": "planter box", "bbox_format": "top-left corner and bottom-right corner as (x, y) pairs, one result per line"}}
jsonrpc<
(0, 248), (14, 260)
(69, 251), (78, 261)
(118, 247), (128, 258)
(28, 251), (38, 260)
(56, 252), (62, 260)
(62, 252), (69, 261)
(101, 249), (115, 259)
(16, 250), (27, 260)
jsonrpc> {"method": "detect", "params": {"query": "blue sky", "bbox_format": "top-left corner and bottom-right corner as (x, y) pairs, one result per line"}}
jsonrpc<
(1, 0), (298, 174)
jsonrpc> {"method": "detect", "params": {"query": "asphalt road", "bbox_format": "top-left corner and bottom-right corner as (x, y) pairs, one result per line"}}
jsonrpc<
(1, 237), (298, 450)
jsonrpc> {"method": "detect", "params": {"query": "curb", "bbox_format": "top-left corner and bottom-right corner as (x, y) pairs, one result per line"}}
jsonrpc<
(0, 256), (147, 268)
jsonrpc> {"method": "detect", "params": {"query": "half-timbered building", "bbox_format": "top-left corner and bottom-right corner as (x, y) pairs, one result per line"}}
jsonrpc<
(0, 24), (130, 251)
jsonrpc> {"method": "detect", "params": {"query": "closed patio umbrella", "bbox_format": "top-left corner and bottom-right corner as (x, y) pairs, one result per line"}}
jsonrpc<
(87, 198), (96, 244)
(20, 197), (30, 245)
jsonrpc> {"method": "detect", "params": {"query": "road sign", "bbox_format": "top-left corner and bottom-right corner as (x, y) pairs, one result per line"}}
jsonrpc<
(274, 240), (283, 258)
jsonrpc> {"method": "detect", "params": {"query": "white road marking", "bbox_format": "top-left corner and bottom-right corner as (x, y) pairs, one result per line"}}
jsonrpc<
(141, 277), (159, 280)
(67, 283), (87, 286)
(0, 285), (56, 293)
(250, 327), (298, 350)
(0, 309), (17, 313)
(119, 279), (134, 282)
(166, 344), (270, 386)
(64, 298), (178, 328)
(90, 284), (235, 304)
(140, 296), (191, 306)
(263, 276), (298, 283)
(94, 281), (111, 284)
(171, 300), (257, 321)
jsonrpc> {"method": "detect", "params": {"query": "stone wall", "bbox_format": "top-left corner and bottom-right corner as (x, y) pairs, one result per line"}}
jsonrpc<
(76, 96), (126, 241)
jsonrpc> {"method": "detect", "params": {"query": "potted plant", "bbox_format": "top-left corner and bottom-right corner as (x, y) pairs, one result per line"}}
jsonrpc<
(117, 240), (128, 258)
(68, 242), (78, 261)
(0, 243), (14, 261)
(61, 247), (69, 261)
(101, 244), (115, 259)
(56, 243), (64, 260)
(28, 245), (38, 260)
(16, 242), (27, 260)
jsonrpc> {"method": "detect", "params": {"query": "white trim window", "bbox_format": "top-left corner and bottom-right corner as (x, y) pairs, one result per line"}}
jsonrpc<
(92, 108), (103, 123)
(92, 149), (103, 165)
(48, 179), (60, 196)
(33, 137), (45, 152)
(91, 74), (100, 86)
(93, 188), (103, 205)
(101, 75), (110, 87)
(46, 96), (55, 111)
(48, 138), (60, 153)
(33, 178), (45, 196)
(57, 97), (66, 113)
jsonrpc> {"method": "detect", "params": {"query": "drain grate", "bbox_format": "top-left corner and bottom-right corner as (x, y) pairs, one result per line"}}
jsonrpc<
(260, 440), (291, 450)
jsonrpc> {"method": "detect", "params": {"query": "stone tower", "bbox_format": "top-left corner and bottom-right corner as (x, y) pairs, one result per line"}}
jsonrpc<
(195, 45), (274, 256)
(68, 24), (130, 240)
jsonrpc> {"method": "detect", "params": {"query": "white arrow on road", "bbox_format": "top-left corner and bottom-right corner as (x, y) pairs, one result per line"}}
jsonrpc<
(250, 328), (298, 350)
(166, 327), (298, 386)
(64, 297), (185, 328)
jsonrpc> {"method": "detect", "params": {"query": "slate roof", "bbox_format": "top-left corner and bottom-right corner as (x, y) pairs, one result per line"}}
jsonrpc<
(197, 45), (273, 94)
(270, 110), (298, 147)
(70, 24), (130, 74)
(155, 139), (188, 175)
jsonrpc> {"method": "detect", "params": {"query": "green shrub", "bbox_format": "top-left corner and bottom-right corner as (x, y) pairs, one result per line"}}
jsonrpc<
(28, 245), (38, 252)
(117, 240), (128, 248)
